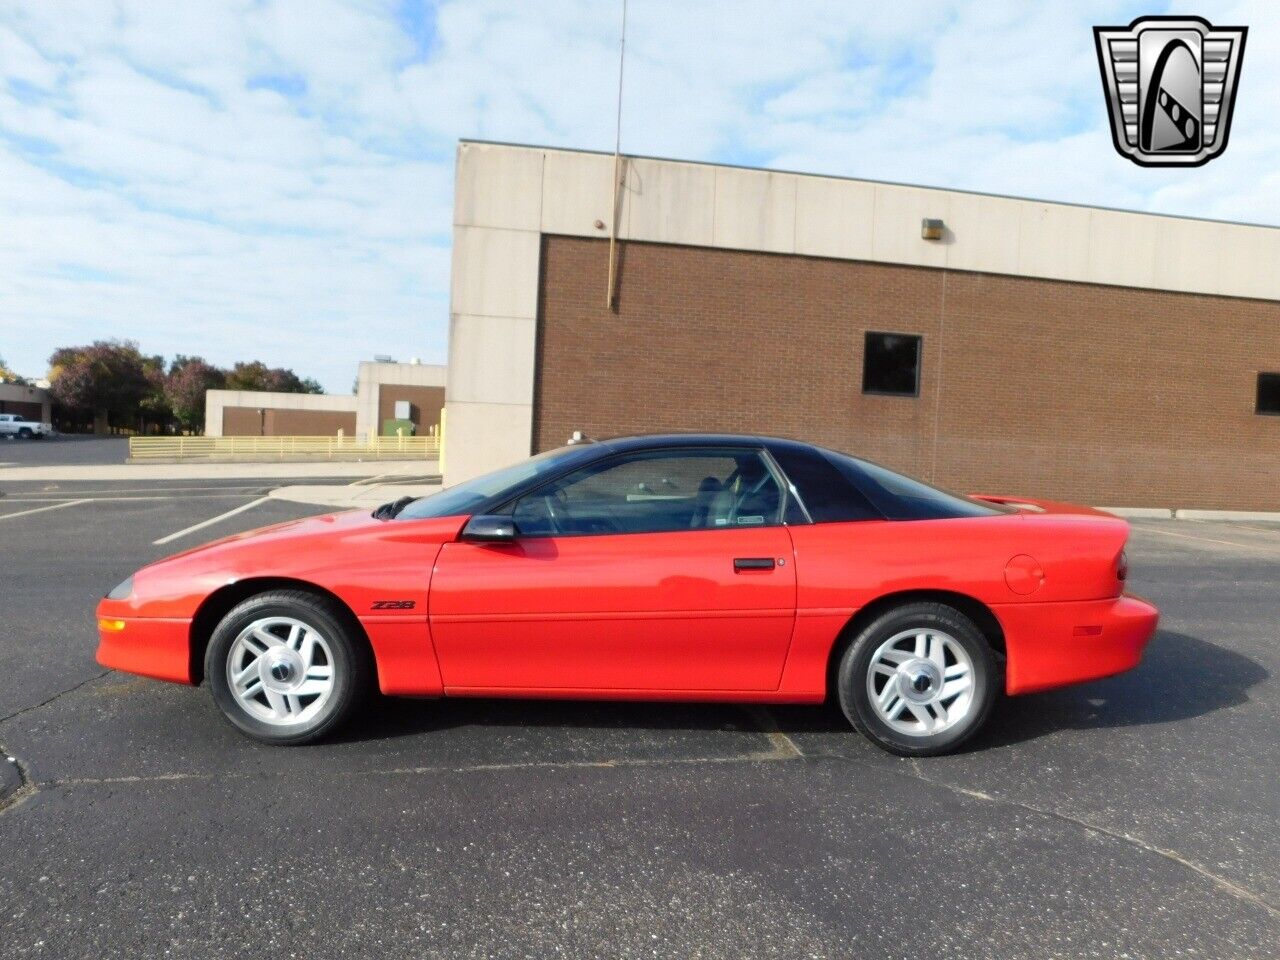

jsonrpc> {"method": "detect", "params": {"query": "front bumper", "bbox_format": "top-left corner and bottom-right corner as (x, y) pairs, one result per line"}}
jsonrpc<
(996, 593), (1159, 695)
(95, 608), (193, 684)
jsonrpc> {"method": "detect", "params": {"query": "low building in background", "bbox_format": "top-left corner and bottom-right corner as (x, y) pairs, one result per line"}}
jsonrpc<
(442, 140), (1280, 511)
(206, 359), (446, 440)
(205, 388), (358, 438)
(0, 381), (52, 424)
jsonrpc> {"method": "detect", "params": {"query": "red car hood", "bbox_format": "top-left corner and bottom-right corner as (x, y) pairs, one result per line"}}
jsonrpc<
(119, 509), (469, 619)
(158, 509), (383, 564)
(154, 509), (469, 569)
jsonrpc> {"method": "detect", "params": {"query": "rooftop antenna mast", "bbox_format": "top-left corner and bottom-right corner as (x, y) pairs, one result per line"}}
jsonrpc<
(606, 0), (627, 309)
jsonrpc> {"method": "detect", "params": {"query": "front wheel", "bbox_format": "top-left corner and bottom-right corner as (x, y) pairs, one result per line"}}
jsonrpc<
(837, 602), (999, 756)
(205, 590), (371, 745)
(17, 428), (32, 439)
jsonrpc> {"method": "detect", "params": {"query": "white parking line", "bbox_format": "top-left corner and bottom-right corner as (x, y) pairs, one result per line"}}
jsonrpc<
(1132, 525), (1278, 552)
(152, 497), (270, 545)
(0, 499), (91, 521)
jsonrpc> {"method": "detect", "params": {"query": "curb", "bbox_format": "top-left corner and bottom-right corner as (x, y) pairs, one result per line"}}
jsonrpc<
(1095, 507), (1174, 519)
(1174, 509), (1280, 522)
(1097, 507), (1280, 523)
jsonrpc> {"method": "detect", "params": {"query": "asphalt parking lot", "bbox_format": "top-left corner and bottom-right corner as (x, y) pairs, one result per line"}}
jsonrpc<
(0, 434), (129, 467)
(0, 472), (1277, 958)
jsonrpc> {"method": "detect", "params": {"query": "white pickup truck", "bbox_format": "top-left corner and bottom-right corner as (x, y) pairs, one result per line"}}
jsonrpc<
(0, 412), (53, 439)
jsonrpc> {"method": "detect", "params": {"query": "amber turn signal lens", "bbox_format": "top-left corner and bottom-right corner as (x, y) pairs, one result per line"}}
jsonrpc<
(98, 618), (127, 632)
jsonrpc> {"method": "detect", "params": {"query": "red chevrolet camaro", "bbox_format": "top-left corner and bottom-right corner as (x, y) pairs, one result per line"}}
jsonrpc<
(97, 434), (1158, 755)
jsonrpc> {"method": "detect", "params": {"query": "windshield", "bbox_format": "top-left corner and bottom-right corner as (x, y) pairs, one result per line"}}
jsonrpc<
(822, 450), (1008, 520)
(395, 445), (585, 520)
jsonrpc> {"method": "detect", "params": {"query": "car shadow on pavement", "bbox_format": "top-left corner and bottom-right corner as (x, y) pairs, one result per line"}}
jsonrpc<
(328, 629), (1266, 751)
(332, 694), (764, 746)
(970, 629), (1268, 751)
(769, 629), (1268, 752)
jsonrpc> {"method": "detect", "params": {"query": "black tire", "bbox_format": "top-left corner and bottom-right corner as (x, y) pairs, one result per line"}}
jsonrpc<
(205, 589), (371, 745)
(836, 601), (999, 756)
(17, 428), (32, 439)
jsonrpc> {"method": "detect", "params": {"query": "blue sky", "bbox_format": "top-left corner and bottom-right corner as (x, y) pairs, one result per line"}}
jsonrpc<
(1, 1), (1275, 392)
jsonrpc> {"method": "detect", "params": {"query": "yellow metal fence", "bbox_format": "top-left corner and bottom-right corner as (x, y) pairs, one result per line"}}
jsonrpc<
(129, 433), (441, 462)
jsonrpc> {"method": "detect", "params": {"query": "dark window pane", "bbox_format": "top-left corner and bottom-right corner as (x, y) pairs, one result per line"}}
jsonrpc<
(822, 450), (1004, 521)
(1258, 373), (1280, 415)
(862, 332), (921, 396)
(770, 446), (882, 522)
(512, 449), (783, 537)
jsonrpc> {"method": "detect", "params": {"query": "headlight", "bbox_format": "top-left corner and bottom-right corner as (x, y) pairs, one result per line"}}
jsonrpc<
(107, 576), (134, 600)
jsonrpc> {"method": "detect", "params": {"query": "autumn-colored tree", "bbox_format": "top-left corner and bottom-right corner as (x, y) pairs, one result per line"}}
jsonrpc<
(48, 341), (152, 434)
(165, 356), (226, 431)
(0, 355), (27, 384)
(224, 361), (323, 394)
(138, 352), (171, 432)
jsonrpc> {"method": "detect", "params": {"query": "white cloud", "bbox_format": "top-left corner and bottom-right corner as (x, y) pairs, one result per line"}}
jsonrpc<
(0, 0), (1276, 390)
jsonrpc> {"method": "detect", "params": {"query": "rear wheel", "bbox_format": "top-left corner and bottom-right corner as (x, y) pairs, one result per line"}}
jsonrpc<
(837, 602), (998, 756)
(17, 428), (32, 439)
(205, 590), (371, 745)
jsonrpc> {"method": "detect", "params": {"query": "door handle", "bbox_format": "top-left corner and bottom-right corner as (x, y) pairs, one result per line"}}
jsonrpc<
(734, 557), (775, 571)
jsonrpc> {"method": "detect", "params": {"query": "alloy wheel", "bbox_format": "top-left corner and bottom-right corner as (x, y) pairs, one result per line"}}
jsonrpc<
(865, 627), (975, 737)
(225, 616), (336, 726)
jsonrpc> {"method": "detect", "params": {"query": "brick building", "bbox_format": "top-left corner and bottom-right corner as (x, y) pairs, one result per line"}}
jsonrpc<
(442, 141), (1280, 511)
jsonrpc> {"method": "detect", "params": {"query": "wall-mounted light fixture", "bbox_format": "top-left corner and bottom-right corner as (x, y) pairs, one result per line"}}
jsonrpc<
(921, 218), (945, 241)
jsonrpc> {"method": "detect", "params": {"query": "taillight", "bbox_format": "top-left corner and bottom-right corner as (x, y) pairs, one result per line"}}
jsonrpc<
(1116, 549), (1129, 583)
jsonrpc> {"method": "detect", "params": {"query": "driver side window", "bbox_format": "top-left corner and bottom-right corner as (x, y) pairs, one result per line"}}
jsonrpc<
(511, 448), (784, 537)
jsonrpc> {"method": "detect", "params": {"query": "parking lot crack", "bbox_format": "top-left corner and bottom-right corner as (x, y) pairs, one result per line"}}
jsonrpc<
(0, 748), (38, 816)
(0, 669), (110, 728)
(867, 759), (1280, 921)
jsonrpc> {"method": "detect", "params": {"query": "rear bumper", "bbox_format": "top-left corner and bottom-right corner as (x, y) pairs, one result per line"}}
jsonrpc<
(96, 615), (193, 684)
(996, 593), (1159, 695)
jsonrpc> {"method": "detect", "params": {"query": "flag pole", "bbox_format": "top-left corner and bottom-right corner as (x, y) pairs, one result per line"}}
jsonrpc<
(606, 0), (627, 310)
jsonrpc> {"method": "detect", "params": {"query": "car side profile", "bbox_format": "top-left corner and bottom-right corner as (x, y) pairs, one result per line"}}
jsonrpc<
(96, 434), (1158, 755)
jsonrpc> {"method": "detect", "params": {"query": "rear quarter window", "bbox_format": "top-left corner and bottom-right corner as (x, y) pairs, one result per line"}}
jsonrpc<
(822, 451), (1003, 521)
(770, 447), (882, 522)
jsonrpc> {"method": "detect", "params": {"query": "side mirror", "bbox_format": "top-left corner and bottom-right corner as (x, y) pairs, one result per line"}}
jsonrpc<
(462, 515), (518, 543)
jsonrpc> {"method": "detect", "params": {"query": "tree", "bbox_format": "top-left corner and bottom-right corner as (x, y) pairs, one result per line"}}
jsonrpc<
(165, 356), (226, 432)
(138, 353), (171, 431)
(224, 361), (323, 394)
(48, 341), (152, 434)
(0, 354), (28, 385)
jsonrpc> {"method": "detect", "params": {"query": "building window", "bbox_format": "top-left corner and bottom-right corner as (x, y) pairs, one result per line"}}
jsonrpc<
(862, 332), (922, 397)
(1258, 373), (1280, 415)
